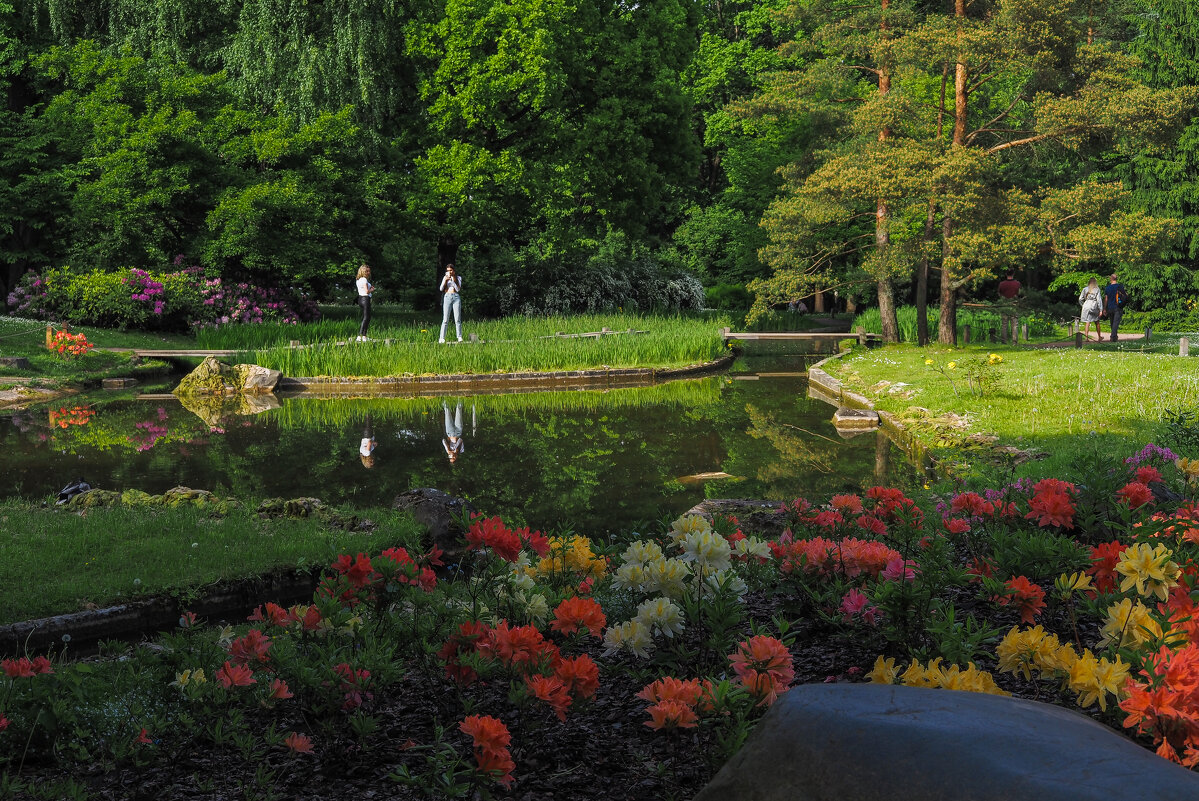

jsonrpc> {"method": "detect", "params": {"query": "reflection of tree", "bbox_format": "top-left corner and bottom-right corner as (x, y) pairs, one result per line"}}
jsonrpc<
(744, 403), (836, 479)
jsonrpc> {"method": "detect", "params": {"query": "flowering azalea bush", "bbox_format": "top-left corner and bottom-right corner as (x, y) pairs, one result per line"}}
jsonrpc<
(8, 262), (318, 332)
(48, 329), (94, 359)
(11, 444), (1199, 796)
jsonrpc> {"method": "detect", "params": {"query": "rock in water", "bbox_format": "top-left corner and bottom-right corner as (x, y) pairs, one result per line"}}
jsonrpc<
(174, 357), (280, 396)
(393, 489), (478, 562)
(694, 684), (1199, 801)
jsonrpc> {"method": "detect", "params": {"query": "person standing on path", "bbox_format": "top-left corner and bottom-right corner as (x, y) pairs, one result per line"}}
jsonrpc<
(443, 401), (464, 463)
(439, 264), (463, 343)
(1079, 278), (1104, 342)
(356, 264), (374, 342)
(998, 272), (1021, 300)
(1103, 273), (1127, 342)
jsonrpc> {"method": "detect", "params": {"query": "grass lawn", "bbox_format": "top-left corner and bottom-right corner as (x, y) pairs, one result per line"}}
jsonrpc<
(0, 501), (424, 624)
(826, 342), (1199, 479)
(0, 316), (177, 384)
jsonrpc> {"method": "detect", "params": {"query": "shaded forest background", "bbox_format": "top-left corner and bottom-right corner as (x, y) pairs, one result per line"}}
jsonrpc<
(1, 0), (1197, 331)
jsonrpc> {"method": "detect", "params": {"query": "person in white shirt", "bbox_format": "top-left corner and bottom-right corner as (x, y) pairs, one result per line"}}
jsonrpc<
(359, 416), (376, 468)
(355, 264), (374, 342)
(439, 264), (463, 343)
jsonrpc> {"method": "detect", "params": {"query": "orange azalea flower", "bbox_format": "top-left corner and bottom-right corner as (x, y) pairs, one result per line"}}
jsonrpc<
(1117, 481), (1154, 510)
(284, 732), (314, 754)
(526, 674), (572, 721)
(549, 596), (607, 638)
(491, 621), (560, 672)
(555, 654), (600, 699)
(636, 676), (704, 707)
(645, 699), (699, 730)
(474, 746), (516, 786)
(269, 679), (293, 700)
(729, 636), (795, 707)
(459, 714), (511, 755)
(829, 494), (863, 515)
(1025, 487), (1075, 529)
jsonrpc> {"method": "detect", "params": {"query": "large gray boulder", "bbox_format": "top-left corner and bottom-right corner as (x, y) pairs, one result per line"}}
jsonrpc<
(393, 488), (477, 562)
(695, 684), (1199, 801)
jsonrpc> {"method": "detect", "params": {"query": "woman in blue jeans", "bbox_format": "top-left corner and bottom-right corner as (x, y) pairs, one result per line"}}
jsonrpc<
(439, 264), (463, 343)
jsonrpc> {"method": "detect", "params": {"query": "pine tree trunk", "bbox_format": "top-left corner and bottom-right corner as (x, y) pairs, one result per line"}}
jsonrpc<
(878, 275), (899, 343)
(917, 198), (935, 345)
(938, 0), (967, 345)
(875, 0), (899, 343)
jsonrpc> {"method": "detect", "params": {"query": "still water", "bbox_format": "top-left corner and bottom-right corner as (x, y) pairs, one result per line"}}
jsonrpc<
(0, 351), (899, 534)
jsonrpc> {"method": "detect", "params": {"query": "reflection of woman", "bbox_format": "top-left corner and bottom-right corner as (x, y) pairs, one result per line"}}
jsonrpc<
(360, 415), (377, 469)
(1078, 278), (1103, 342)
(356, 264), (374, 342)
(443, 402), (464, 463)
(438, 264), (462, 344)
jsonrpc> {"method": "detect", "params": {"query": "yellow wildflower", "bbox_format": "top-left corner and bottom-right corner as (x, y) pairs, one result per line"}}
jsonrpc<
(1115, 542), (1181, 602)
(924, 359), (934, 366)
(946, 362), (956, 369)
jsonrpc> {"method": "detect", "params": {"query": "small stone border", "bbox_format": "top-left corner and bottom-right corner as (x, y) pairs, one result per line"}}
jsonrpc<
(0, 570), (323, 658)
(274, 351), (737, 395)
(807, 350), (933, 469)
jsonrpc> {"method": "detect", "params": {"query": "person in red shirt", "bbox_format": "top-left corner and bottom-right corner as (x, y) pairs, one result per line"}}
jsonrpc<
(998, 272), (1021, 300)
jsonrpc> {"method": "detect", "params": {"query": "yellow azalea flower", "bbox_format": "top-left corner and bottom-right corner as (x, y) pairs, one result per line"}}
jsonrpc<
(1054, 571), (1094, 599)
(1115, 542), (1181, 602)
(217, 625), (235, 647)
(1176, 457), (1199, 485)
(1099, 598), (1163, 649)
(644, 557), (693, 599)
(621, 540), (665, 567)
(1068, 649), (1130, 712)
(868, 655), (898, 684)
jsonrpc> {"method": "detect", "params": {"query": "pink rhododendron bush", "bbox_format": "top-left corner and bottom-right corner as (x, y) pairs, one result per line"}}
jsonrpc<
(6, 444), (1199, 797)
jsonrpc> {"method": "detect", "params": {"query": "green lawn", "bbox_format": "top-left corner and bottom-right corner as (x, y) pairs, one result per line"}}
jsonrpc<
(0, 501), (424, 624)
(827, 343), (1199, 479)
(0, 316), (177, 384)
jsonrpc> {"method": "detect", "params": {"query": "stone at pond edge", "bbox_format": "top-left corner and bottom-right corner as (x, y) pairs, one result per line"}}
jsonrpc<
(173, 356), (281, 397)
(683, 499), (787, 542)
(393, 488), (478, 562)
(693, 684), (1199, 801)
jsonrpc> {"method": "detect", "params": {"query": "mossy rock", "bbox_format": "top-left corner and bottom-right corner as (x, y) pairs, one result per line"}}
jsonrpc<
(163, 487), (216, 508)
(120, 489), (159, 508)
(68, 489), (121, 508)
(174, 356), (238, 397)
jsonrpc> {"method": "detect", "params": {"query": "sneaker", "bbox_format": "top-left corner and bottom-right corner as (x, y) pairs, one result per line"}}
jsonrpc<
(439, 339), (446, 344)
(355, 336), (363, 342)
(457, 338), (464, 343)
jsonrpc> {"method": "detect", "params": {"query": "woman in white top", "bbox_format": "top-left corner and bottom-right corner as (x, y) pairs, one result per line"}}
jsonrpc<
(359, 416), (376, 469)
(439, 264), (463, 343)
(356, 264), (374, 342)
(1078, 278), (1103, 342)
(443, 401), (464, 463)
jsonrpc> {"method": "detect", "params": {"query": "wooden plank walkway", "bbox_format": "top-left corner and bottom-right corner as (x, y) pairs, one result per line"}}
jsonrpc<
(721, 331), (878, 341)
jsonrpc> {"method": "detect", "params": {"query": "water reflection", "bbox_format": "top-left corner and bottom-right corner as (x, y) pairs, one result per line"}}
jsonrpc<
(0, 363), (902, 533)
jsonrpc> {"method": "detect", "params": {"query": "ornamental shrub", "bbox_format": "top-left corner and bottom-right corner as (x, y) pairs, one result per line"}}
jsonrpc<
(6, 264), (319, 332)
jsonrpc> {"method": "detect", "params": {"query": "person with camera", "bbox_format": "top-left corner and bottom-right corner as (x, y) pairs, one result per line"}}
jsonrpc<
(439, 264), (463, 343)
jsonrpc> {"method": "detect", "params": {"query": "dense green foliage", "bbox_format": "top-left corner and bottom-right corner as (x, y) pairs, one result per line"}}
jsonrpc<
(2, 0), (1199, 329)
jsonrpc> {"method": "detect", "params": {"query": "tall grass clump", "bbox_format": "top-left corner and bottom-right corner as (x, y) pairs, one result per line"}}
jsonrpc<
(232, 314), (727, 377)
(852, 306), (1059, 342)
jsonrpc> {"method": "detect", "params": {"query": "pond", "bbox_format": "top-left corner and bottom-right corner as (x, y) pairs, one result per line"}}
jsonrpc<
(0, 349), (903, 534)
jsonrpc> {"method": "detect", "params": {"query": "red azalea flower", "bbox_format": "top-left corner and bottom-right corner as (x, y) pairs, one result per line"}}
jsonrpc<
(0, 715), (9, 732)
(829, 494), (864, 515)
(526, 674), (572, 721)
(995, 576), (1046, 624)
(1117, 481), (1154, 510)
(1025, 488), (1076, 529)
(1, 658), (34, 679)
(228, 629), (272, 665)
(1136, 465), (1163, 485)
(269, 679), (293, 700)
(950, 492), (992, 517)
(216, 661), (256, 688)
(1087, 540), (1128, 593)
(136, 728), (152, 745)
(944, 517), (971, 534)
(554, 654), (600, 699)
(855, 515), (888, 537)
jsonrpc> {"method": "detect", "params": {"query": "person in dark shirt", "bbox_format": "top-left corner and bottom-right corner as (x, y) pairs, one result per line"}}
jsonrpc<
(1103, 274), (1127, 342)
(998, 272), (1021, 300)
